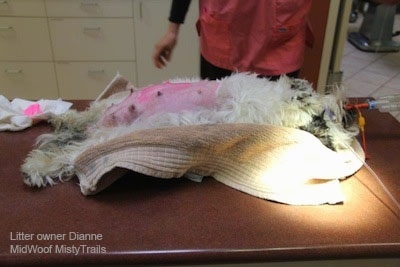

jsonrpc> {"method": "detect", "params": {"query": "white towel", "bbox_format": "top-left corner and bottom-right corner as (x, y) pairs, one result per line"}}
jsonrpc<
(0, 95), (72, 131)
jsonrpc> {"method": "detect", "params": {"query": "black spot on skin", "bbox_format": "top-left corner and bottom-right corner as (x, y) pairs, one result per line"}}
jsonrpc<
(157, 91), (162, 96)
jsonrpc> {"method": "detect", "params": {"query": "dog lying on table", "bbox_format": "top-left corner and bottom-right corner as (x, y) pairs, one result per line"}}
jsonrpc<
(22, 73), (364, 205)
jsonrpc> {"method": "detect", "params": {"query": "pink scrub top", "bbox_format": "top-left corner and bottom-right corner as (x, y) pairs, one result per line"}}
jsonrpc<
(196, 0), (313, 76)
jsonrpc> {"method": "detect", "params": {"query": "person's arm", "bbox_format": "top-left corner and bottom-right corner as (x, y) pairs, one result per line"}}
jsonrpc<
(371, 0), (400, 4)
(153, 0), (192, 69)
(169, 0), (192, 24)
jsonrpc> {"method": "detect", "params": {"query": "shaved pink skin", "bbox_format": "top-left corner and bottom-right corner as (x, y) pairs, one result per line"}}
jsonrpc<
(98, 80), (220, 127)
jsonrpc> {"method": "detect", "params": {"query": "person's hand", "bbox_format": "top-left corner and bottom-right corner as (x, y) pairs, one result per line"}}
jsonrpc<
(153, 33), (177, 68)
(153, 23), (180, 68)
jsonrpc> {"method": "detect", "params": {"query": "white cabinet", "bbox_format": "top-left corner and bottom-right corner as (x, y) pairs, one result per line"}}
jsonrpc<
(46, 0), (137, 99)
(0, 0), (56, 99)
(0, 0), (199, 100)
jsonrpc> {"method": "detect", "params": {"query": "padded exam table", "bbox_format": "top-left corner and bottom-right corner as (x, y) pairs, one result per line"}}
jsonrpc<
(1, 100), (399, 266)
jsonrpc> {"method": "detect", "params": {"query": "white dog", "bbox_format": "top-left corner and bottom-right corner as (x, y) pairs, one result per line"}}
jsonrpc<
(22, 73), (360, 199)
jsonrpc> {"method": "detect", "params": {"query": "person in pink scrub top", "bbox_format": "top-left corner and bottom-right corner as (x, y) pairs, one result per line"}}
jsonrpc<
(153, 0), (313, 80)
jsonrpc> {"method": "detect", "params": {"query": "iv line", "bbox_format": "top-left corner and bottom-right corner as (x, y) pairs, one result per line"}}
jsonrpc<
(347, 143), (400, 219)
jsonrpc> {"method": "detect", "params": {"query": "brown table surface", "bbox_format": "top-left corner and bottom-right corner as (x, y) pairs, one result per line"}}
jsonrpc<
(1, 100), (400, 266)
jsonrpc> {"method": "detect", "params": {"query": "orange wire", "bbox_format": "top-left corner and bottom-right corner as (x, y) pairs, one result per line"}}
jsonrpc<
(355, 107), (370, 159)
(345, 102), (369, 110)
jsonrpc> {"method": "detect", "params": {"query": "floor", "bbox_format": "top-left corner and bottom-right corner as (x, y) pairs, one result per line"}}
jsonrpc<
(341, 13), (400, 122)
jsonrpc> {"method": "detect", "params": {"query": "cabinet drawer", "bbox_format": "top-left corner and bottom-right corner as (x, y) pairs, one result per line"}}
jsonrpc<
(45, 0), (133, 18)
(0, 18), (52, 61)
(0, 62), (58, 100)
(55, 61), (136, 99)
(0, 0), (46, 17)
(49, 18), (135, 61)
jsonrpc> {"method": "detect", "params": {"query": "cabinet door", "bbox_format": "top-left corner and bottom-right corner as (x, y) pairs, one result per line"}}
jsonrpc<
(45, 0), (133, 18)
(134, 0), (199, 87)
(0, 18), (52, 61)
(0, 0), (46, 17)
(55, 61), (136, 99)
(49, 18), (135, 61)
(0, 62), (58, 99)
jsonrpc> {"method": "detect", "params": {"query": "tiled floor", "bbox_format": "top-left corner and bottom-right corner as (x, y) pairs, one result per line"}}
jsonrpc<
(341, 13), (400, 122)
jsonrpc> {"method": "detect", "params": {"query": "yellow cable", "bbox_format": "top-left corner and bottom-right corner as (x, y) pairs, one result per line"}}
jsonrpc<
(356, 108), (368, 159)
